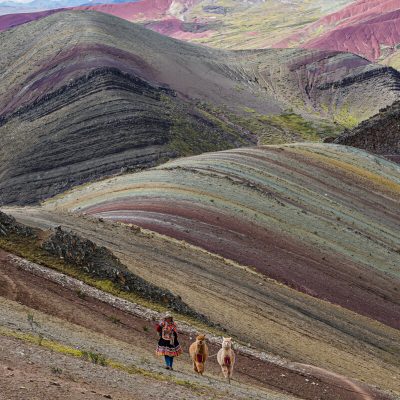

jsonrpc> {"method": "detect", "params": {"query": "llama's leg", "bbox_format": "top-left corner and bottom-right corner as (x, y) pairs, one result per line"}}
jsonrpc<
(193, 361), (198, 373)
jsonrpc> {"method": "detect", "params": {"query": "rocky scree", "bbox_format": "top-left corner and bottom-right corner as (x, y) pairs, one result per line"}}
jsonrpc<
(0, 211), (34, 237)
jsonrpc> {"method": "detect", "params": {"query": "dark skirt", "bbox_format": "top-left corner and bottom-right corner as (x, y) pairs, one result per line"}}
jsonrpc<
(156, 334), (183, 357)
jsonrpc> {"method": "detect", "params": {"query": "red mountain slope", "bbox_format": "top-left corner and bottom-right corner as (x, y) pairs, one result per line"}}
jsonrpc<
(0, 0), (199, 33)
(0, 8), (63, 31)
(275, 0), (400, 63)
(76, 0), (194, 21)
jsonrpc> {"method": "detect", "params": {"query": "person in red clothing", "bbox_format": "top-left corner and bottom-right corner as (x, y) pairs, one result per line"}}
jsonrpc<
(155, 312), (183, 370)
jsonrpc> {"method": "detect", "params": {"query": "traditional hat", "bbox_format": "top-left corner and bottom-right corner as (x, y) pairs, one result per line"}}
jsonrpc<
(163, 312), (173, 319)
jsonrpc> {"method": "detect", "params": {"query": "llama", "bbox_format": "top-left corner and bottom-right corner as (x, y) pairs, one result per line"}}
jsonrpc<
(217, 337), (235, 383)
(189, 334), (209, 375)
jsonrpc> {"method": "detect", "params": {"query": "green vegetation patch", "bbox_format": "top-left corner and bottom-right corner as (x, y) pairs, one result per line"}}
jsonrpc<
(186, 102), (344, 146)
(333, 104), (359, 128)
(258, 112), (320, 143)
(162, 96), (251, 156)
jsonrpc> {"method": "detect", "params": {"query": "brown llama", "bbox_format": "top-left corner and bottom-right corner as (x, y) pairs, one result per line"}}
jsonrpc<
(189, 334), (209, 375)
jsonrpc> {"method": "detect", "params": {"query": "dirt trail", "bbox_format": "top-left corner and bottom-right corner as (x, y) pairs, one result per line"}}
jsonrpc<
(0, 248), (395, 400)
(296, 365), (374, 400)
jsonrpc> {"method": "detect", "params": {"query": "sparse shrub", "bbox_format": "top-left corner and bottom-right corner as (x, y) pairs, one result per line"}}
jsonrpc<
(81, 350), (107, 366)
(37, 333), (44, 346)
(107, 315), (121, 324)
(27, 313), (44, 346)
(27, 313), (40, 330)
(140, 356), (150, 364)
(51, 366), (62, 374)
(76, 289), (86, 300)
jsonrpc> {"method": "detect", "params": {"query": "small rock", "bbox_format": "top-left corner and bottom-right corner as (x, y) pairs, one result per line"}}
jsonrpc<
(104, 395), (112, 399)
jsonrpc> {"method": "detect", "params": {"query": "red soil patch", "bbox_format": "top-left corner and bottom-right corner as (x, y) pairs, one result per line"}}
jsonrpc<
(0, 8), (65, 32)
(145, 18), (212, 40)
(76, 0), (176, 21)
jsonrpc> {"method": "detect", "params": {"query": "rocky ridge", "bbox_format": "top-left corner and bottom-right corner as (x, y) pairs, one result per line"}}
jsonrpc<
(334, 100), (400, 160)
(0, 210), (34, 237)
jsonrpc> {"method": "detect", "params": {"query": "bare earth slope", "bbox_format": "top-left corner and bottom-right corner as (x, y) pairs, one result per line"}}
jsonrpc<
(1, 11), (400, 205)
